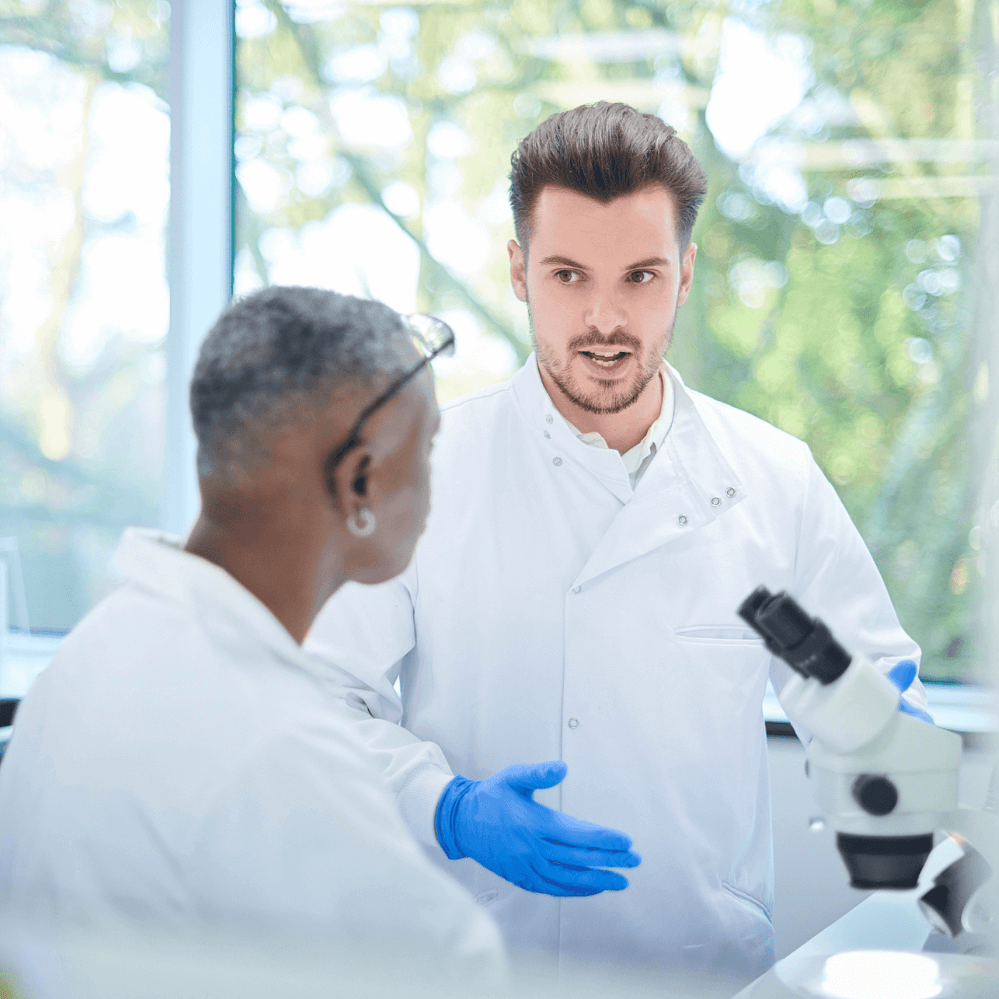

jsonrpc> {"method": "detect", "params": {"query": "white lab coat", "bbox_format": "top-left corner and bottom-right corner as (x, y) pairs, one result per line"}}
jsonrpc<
(305, 358), (926, 982)
(0, 529), (504, 974)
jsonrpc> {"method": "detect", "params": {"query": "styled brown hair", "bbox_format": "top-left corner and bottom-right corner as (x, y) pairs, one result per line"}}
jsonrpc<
(509, 102), (707, 249)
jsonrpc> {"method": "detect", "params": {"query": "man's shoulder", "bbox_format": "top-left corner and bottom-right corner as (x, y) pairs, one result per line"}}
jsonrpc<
(440, 375), (516, 420)
(684, 383), (813, 471)
(435, 374), (522, 453)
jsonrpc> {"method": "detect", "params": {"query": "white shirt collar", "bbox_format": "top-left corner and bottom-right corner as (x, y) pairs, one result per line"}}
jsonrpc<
(510, 354), (738, 505)
(563, 364), (675, 487)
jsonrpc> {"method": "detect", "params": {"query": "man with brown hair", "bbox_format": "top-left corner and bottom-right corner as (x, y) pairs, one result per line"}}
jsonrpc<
(306, 104), (927, 983)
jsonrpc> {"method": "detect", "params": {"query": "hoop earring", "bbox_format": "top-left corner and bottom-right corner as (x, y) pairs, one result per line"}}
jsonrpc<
(347, 507), (376, 538)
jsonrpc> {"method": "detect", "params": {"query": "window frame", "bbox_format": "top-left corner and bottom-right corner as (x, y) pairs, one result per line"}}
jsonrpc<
(162, 0), (236, 536)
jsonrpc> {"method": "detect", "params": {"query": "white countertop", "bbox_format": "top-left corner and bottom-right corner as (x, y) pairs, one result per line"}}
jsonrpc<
(735, 835), (999, 998)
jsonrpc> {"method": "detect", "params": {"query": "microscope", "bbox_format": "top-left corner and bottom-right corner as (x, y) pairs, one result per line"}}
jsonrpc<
(739, 586), (997, 946)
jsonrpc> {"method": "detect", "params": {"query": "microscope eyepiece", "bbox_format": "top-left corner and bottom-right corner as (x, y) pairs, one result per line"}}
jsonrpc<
(756, 594), (813, 650)
(737, 586), (770, 627)
(738, 586), (851, 684)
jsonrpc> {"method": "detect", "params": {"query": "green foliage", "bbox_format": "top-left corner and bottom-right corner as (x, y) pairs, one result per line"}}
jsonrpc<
(234, 0), (994, 680)
(3, 0), (995, 679)
(675, 0), (993, 681)
(1, 0), (169, 628)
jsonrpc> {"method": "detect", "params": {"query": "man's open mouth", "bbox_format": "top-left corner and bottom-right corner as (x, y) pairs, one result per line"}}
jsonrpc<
(579, 349), (630, 366)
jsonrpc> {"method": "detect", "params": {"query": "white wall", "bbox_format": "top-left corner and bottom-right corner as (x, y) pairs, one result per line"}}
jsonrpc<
(768, 734), (996, 959)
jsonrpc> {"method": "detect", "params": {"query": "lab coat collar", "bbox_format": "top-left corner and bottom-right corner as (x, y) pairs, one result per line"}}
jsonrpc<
(571, 369), (747, 587)
(113, 527), (309, 670)
(509, 356), (746, 586)
(512, 355), (635, 503)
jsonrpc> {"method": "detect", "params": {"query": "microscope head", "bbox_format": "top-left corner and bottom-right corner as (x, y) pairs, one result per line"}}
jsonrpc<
(739, 586), (962, 893)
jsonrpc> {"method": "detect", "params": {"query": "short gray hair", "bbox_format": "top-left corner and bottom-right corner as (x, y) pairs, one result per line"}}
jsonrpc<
(190, 286), (412, 478)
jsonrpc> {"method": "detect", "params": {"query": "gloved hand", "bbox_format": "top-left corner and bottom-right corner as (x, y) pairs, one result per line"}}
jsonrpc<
(886, 660), (933, 724)
(434, 760), (641, 897)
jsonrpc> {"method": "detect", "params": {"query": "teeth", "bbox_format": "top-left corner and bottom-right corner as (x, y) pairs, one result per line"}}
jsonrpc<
(582, 350), (627, 363)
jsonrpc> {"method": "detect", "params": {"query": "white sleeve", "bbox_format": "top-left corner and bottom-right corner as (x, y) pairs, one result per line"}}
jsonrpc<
(303, 575), (454, 852)
(771, 452), (928, 718)
(184, 719), (505, 977)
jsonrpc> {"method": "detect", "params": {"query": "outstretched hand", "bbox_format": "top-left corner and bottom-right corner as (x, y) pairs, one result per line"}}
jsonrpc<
(435, 760), (641, 897)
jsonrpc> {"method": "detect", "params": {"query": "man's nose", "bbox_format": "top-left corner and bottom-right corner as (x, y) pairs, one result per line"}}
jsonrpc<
(582, 287), (626, 335)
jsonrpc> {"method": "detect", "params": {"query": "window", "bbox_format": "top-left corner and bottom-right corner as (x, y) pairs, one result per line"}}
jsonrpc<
(0, 2), (170, 631)
(234, 0), (996, 683)
(5, 1), (995, 689)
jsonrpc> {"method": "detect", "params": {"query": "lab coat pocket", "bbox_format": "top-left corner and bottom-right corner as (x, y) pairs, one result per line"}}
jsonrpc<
(669, 629), (768, 707)
(673, 626), (765, 646)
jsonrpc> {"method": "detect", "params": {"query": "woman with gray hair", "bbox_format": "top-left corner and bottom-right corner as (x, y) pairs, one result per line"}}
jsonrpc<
(0, 287), (504, 974)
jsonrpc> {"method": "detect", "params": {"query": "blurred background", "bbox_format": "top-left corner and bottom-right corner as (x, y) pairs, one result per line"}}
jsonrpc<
(1, 0), (997, 690)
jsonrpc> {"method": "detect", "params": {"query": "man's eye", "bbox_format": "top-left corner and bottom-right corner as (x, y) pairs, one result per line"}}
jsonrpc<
(628, 270), (655, 284)
(556, 270), (579, 283)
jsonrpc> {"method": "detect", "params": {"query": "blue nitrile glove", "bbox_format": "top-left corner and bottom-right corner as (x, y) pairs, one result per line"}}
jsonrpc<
(886, 660), (934, 724)
(434, 760), (641, 897)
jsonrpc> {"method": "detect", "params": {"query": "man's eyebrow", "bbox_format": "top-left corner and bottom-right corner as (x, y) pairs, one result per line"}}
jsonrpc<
(626, 256), (671, 269)
(537, 254), (672, 270)
(539, 255), (587, 269)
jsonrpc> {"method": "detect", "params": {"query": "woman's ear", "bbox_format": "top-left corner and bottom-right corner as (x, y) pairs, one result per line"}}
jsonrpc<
(351, 455), (370, 499)
(323, 449), (371, 511)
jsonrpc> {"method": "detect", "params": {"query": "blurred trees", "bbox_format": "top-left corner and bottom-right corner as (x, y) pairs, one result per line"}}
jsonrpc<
(1, 0), (994, 681)
(236, 0), (996, 680)
(0, 0), (169, 628)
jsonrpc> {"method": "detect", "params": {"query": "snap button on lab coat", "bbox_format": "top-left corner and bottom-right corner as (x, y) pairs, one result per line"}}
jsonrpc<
(568, 718), (579, 729)
(726, 487), (736, 497)
(572, 586), (581, 594)
(711, 497), (721, 506)
(544, 431), (550, 439)
(546, 414), (553, 424)
(678, 515), (688, 525)
(553, 457), (563, 466)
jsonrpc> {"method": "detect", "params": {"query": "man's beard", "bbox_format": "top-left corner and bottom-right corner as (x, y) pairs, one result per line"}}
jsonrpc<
(530, 308), (676, 416)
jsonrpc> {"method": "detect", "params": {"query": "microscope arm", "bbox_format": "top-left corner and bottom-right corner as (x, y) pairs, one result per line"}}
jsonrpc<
(916, 807), (998, 939)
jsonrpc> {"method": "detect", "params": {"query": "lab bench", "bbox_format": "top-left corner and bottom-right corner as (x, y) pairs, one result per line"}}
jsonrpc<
(3, 630), (994, 731)
(0, 628), (993, 757)
(735, 887), (997, 997)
